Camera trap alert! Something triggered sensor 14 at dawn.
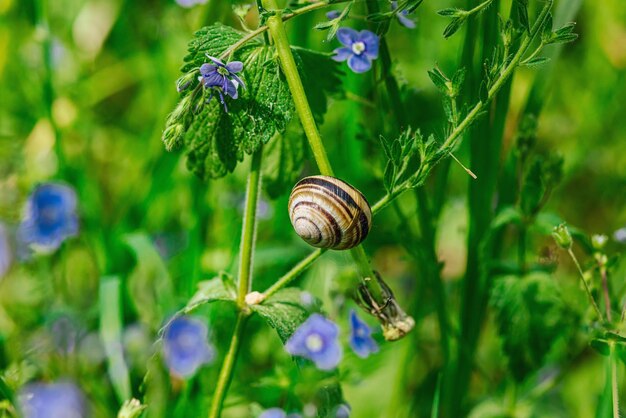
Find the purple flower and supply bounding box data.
[18,183,78,251]
[285,314,342,371]
[200,55,245,112]
[259,408,302,418]
[348,309,378,358]
[176,0,207,8]
[326,10,341,20]
[391,1,416,29]
[333,28,379,73]
[163,316,216,378]
[333,403,351,418]
[18,381,87,418]
[0,223,11,278]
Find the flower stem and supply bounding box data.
[611,343,620,418]
[207,313,248,418]
[237,146,263,307]
[263,248,326,300]
[208,147,263,418]
[567,248,604,322]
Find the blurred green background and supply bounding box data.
[0,0,625,417]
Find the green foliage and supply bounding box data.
[520,155,563,217]
[124,234,175,330]
[251,288,318,343]
[492,273,573,382]
[314,2,352,41]
[184,272,237,314]
[263,124,306,199]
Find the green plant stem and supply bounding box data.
[263,248,326,300]
[208,147,263,418]
[567,248,604,321]
[263,0,386,305]
[611,343,620,418]
[207,313,248,418]
[237,146,264,307]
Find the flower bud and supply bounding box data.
[117,399,146,418]
[552,223,572,249]
[591,234,608,251]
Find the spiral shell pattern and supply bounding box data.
[288,176,372,250]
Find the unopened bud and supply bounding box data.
[591,234,608,251]
[117,399,146,418]
[552,223,572,249]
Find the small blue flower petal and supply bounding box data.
[336,27,359,47]
[332,47,353,62]
[326,10,341,20]
[334,403,351,418]
[348,309,379,358]
[347,54,372,74]
[226,61,243,73]
[176,0,207,8]
[163,316,216,378]
[285,314,342,371]
[18,183,79,251]
[359,30,379,59]
[200,63,217,76]
[392,1,417,29]
[18,381,87,418]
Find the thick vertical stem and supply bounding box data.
[237,146,264,307]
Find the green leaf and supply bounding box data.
[0,376,13,403]
[443,16,467,38]
[427,67,449,93]
[184,272,237,313]
[541,12,553,43]
[437,8,462,17]
[251,288,318,343]
[492,272,573,382]
[263,123,306,199]
[523,57,551,67]
[514,0,530,32]
[124,233,175,329]
[314,383,345,417]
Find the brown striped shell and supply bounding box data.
[288,176,372,250]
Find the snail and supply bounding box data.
[288,175,372,250]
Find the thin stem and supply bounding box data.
[601,264,612,322]
[567,248,604,321]
[466,0,495,16]
[207,314,248,418]
[237,146,264,307]
[263,248,326,300]
[612,344,620,418]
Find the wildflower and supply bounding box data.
[0,223,11,278]
[18,183,78,251]
[200,55,245,112]
[259,408,302,418]
[285,314,342,371]
[614,227,626,244]
[163,316,216,378]
[348,309,379,358]
[552,223,572,250]
[326,10,341,20]
[391,1,416,29]
[175,0,207,8]
[334,403,352,418]
[591,234,608,250]
[333,28,379,73]
[18,381,87,418]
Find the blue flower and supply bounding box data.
[333,28,379,73]
[334,403,351,418]
[326,10,341,20]
[163,316,216,378]
[18,381,87,418]
[285,314,342,371]
[0,223,11,278]
[175,0,207,8]
[259,408,302,418]
[348,309,378,358]
[200,55,245,112]
[18,183,78,251]
[391,1,416,29]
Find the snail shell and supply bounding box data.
[288,175,372,250]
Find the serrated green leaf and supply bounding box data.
[124,233,175,329]
[184,275,236,313]
[437,8,461,17]
[427,67,449,93]
[263,122,306,199]
[492,272,572,382]
[384,161,396,193]
[549,33,579,44]
[541,12,553,43]
[251,288,318,343]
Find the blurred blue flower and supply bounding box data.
[259,408,302,418]
[348,309,378,358]
[200,55,245,112]
[285,314,342,371]
[176,0,207,8]
[391,1,416,29]
[333,28,379,73]
[0,223,11,278]
[334,403,351,418]
[326,10,341,20]
[163,316,216,378]
[18,183,78,251]
[18,381,87,418]
[614,227,626,244]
